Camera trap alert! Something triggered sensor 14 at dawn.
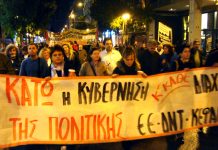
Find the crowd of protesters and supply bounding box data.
[0,37,218,150]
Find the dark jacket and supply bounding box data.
[137,48,161,75]
[171,57,195,71]
[113,60,140,75]
[10,58,22,75]
[0,53,15,75]
[190,48,203,67]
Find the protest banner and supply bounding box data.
[0,67,218,148]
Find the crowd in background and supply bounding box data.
[0,37,218,150]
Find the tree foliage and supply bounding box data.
[110,16,123,30]
[90,0,130,31]
[0,0,57,38]
[90,0,154,34]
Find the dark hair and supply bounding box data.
[103,38,112,45]
[28,43,38,49]
[205,51,218,66]
[87,47,101,62]
[177,43,190,54]
[62,43,71,50]
[50,44,67,61]
[6,44,18,58]
[163,44,174,60]
[193,40,200,45]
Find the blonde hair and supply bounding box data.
[122,46,141,70]
[39,47,51,59]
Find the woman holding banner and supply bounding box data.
[171,44,195,71]
[76,47,122,150]
[46,44,76,150]
[112,47,169,150]
[79,46,108,76]
[49,44,76,78]
[112,46,147,77]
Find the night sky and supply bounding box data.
[49,0,75,32]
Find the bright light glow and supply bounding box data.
[201,13,208,29]
[122,13,130,21]
[69,13,75,19]
[86,28,90,32]
[34,36,45,43]
[111,31,116,46]
[105,30,109,38]
[78,2,83,7]
[213,0,218,5]
[169,8,176,11]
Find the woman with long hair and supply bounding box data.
[113,46,147,77]
[62,43,81,75]
[172,44,195,71]
[5,44,22,75]
[160,44,177,72]
[79,47,108,76]
[39,47,51,66]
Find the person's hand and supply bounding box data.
[184,68,190,71]
[141,72,148,78]
[112,74,119,78]
[44,76,51,81]
[137,71,148,78]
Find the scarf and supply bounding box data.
[50,63,64,77]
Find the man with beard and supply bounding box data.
[19,43,49,78]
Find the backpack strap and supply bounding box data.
[89,62,97,76]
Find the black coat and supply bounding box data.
[113,61,139,75]
[137,48,161,75]
[0,53,15,75]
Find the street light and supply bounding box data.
[77,2,83,7]
[69,13,76,28]
[121,13,130,45]
[122,13,130,21]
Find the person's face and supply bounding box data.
[147,43,157,53]
[28,45,38,57]
[163,46,169,54]
[181,48,190,60]
[105,40,113,52]
[124,54,135,67]
[91,50,100,61]
[43,50,50,60]
[51,51,64,65]
[63,45,70,57]
[9,48,17,58]
[194,41,200,49]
